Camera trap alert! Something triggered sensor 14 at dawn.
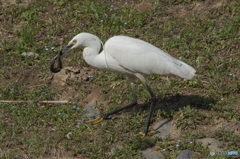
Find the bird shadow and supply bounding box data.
[154,94,214,111]
[121,94,218,150]
[124,94,218,116]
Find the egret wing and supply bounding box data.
[104,36,195,79]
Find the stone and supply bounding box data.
[153,120,172,138]
[176,149,194,159]
[223,124,234,132]
[108,145,123,156]
[66,132,72,139]
[141,148,164,159]
[197,138,222,151]
[22,52,39,58]
[82,104,99,120]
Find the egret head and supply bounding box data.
[50,32,101,73]
[62,33,101,54]
[62,33,83,54]
[50,34,82,73]
[49,33,85,73]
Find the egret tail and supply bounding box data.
[169,59,196,80]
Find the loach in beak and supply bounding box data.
[50,49,63,73]
[49,43,74,73]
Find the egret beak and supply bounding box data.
[62,43,75,54]
[49,43,74,73]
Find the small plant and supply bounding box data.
[174,105,206,130]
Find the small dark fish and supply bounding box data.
[50,49,63,73]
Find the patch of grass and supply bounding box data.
[174,105,207,130]
[0,0,240,158]
[214,129,240,150]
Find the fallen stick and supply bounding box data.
[0,100,68,104]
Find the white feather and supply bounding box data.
[70,33,196,80]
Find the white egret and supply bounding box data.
[50,32,196,138]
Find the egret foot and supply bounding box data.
[85,117,103,124]
[85,115,115,125]
[149,131,157,135]
[139,132,146,138]
[137,131,157,138]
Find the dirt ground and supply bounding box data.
[0,0,239,158]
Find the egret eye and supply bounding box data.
[73,39,77,44]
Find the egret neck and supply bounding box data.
[82,37,107,71]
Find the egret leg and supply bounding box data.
[86,81,157,138]
[86,83,137,124]
[138,82,157,138]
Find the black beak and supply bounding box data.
[62,43,74,54]
[49,44,74,73]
